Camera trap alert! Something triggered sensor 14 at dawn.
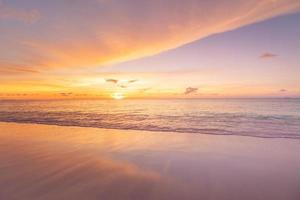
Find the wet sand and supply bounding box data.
[0,122,300,200]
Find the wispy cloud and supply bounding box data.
[260,52,277,59]
[118,84,128,89]
[0,0,40,23]
[279,89,287,92]
[59,92,73,97]
[128,79,138,84]
[106,78,138,88]
[0,93,28,97]
[118,79,139,88]
[0,61,40,77]
[1,0,299,74]
[105,79,118,84]
[0,68,38,75]
[184,87,198,95]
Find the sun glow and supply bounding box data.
[112,92,125,100]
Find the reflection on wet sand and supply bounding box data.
[0,146,179,200]
[1,122,300,200]
[0,123,189,200]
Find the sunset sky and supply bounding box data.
[1,0,300,99]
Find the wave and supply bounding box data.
[1,111,300,139]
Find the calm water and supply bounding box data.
[0,99,300,138]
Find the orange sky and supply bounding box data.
[1,0,300,99]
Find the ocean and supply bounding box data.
[1,98,300,139]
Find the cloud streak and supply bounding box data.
[106,79,118,84]
[279,89,287,92]
[105,78,138,88]
[184,87,198,95]
[260,52,277,59]
[1,0,300,74]
[59,92,73,97]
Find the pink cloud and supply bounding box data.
[260,52,277,59]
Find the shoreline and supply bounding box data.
[0,121,298,140]
[1,122,300,200]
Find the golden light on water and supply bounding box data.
[112,92,125,100]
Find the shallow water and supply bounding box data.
[0,98,300,138]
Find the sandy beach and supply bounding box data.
[0,122,300,200]
[1,0,300,199]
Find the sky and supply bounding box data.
[1,0,300,99]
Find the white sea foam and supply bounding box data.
[1,99,300,138]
